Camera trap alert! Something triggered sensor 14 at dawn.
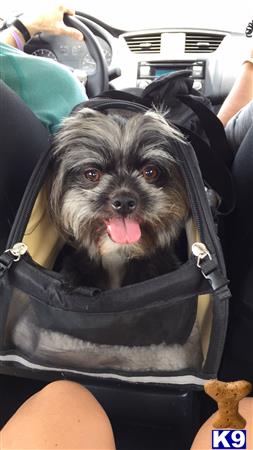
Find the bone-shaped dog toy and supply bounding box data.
[204,379,252,429]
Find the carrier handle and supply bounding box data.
[177,124,236,215]
[178,94,233,167]
[6,146,52,248]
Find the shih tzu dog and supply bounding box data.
[49,107,190,290]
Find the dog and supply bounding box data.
[49,107,190,290]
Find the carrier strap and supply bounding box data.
[177,125,235,214]
[74,97,148,114]
[178,94,233,167]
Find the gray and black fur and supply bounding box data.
[49,108,190,289]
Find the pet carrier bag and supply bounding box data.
[0,98,230,389]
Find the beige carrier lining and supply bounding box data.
[22,187,212,363]
[185,219,213,362]
[23,187,63,269]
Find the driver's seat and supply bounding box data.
[0,81,50,251]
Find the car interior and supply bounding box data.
[0,3,252,449]
[23,10,251,108]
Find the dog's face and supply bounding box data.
[50,108,189,262]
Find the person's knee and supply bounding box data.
[38,380,115,447]
[1,380,115,449]
[39,379,87,399]
[37,380,111,424]
[41,380,84,395]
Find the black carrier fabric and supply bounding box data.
[0,98,230,388]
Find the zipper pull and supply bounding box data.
[5,242,28,261]
[0,243,28,277]
[192,242,230,295]
[192,242,212,268]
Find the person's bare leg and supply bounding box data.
[0,380,116,449]
[218,48,253,126]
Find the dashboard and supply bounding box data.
[24,13,248,105]
[25,33,112,75]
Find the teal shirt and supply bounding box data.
[0,42,87,134]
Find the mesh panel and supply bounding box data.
[0,268,210,374]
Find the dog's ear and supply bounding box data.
[143,110,186,143]
[144,110,168,125]
[72,107,102,119]
[53,107,106,145]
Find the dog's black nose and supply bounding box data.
[111,194,137,216]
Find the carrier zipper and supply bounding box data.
[0,243,28,277]
[185,168,230,295]
[192,242,211,267]
[5,242,28,261]
[176,143,223,266]
[176,140,230,293]
[192,242,229,293]
[180,155,204,240]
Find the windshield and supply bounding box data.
[77,0,253,33]
[1,0,253,33]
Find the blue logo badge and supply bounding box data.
[212,430,246,449]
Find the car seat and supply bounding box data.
[0,81,50,252]
[219,124,253,385]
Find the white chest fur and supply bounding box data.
[101,250,126,289]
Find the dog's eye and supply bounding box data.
[84,168,102,182]
[141,165,160,182]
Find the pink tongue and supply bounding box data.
[106,218,141,244]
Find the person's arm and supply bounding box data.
[0,1,83,48]
[217,50,253,127]
[0,26,22,47]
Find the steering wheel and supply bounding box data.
[64,15,109,98]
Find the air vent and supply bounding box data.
[185,32,225,53]
[124,33,161,53]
